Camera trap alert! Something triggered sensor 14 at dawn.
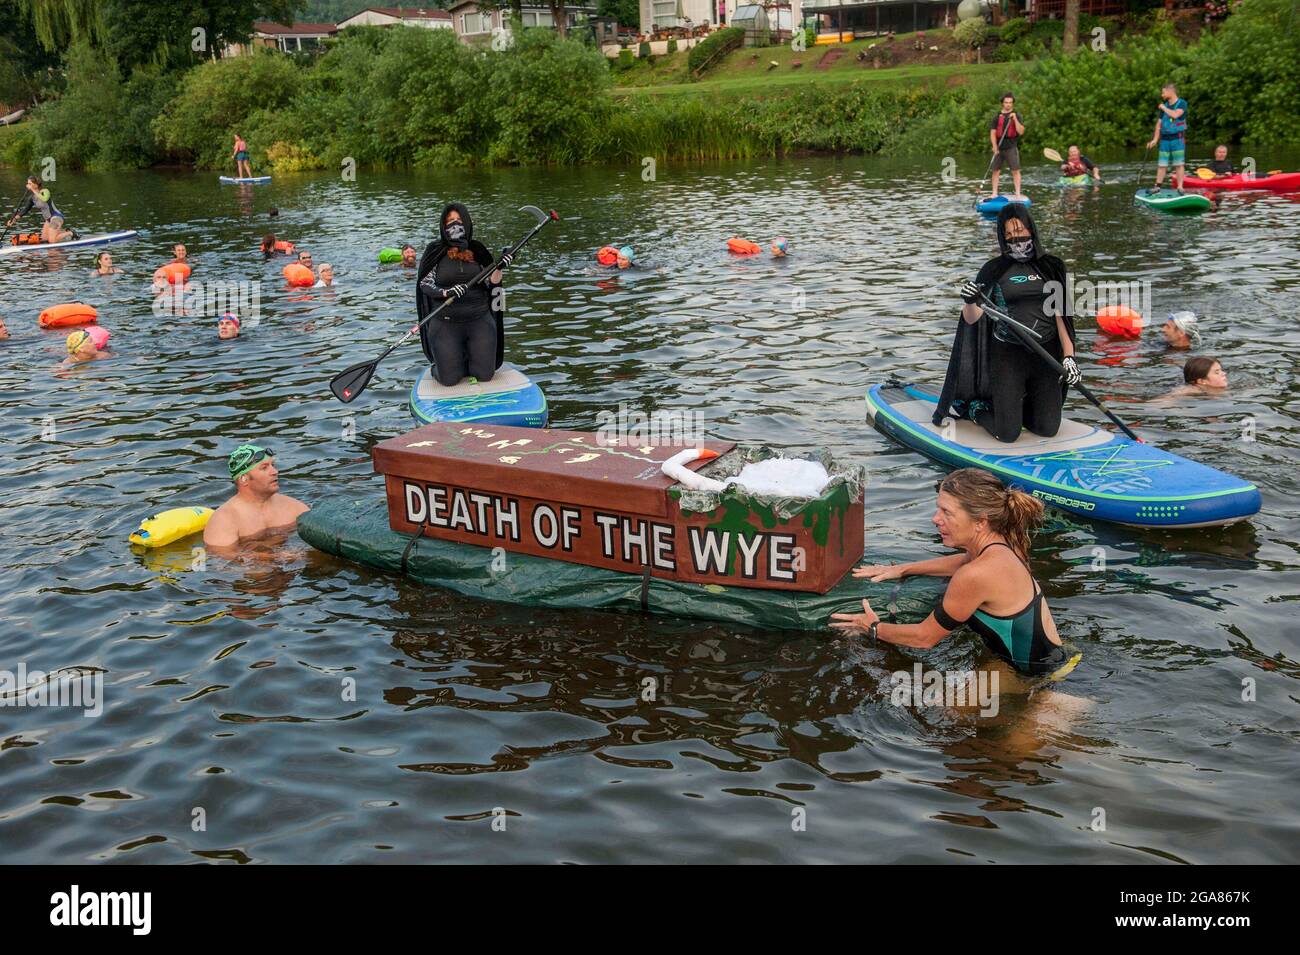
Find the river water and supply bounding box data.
[2,154,1297,864]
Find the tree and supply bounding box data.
[1064,0,1079,54]
[547,0,569,37]
[15,0,306,69]
[597,0,638,29]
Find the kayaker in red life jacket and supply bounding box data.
[1059,145,1101,181]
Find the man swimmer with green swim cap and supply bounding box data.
[203,444,309,549]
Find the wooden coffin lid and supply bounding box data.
[373,423,735,518]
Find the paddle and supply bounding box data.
[975,291,1144,443]
[0,193,27,246]
[329,205,558,404]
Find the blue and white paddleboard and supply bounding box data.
[975,194,1031,216]
[219,176,272,184]
[866,382,1260,529]
[410,363,548,428]
[0,230,138,256]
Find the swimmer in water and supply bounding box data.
[261,234,294,257]
[218,313,241,340]
[62,329,106,365]
[401,244,417,268]
[1161,310,1201,350]
[315,263,334,287]
[203,444,310,548]
[831,468,1079,680]
[90,251,122,275]
[1165,356,1228,398]
[0,316,9,340]
[771,236,790,257]
[616,246,635,269]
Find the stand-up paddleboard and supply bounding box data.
[1057,174,1092,187]
[976,194,1031,216]
[219,176,272,184]
[410,363,548,428]
[866,382,1260,529]
[1134,189,1212,213]
[0,230,139,256]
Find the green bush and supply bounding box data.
[667,39,677,54]
[995,35,1045,62]
[487,29,612,164]
[638,40,650,58]
[153,49,302,168]
[953,18,988,49]
[616,48,634,70]
[999,17,1031,43]
[687,26,743,75]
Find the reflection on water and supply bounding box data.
[1,156,1297,863]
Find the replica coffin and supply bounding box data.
[372,423,864,594]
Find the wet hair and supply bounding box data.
[1183,355,1220,384]
[94,251,111,266]
[261,233,276,253]
[939,468,1044,562]
[269,207,280,218]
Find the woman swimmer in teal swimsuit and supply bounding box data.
[831,468,1080,679]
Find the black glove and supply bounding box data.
[1061,356,1082,386]
[960,280,984,304]
[498,248,514,269]
[447,283,467,299]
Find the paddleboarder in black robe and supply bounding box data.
[416,203,509,386]
[936,203,1080,443]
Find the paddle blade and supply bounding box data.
[330,360,377,404]
[1196,167,1217,179]
[1043,147,1063,163]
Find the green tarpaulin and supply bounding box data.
[298,497,943,632]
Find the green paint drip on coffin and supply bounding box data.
[675,480,853,575]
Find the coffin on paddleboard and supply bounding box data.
[866,382,1260,529]
[372,422,864,593]
[409,363,548,428]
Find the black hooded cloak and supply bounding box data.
[415,202,505,370]
[933,203,1077,426]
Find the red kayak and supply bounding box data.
[1186,171,1300,192]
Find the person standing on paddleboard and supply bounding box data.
[6,177,74,244]
[936,202,1080,444]
[416,203,509,386]
[831,468,1079,680]
[231,133,253,180]
[1147,83,1188,193]
[988,93,1025,198]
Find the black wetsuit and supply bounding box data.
[934,203,1077,444]
[415,202,504,387]
[421,252,497,384]
[977,261,1063,443]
